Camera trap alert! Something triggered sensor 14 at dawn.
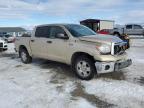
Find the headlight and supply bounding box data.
[96,45,111,54]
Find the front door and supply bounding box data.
[45,26,70,63]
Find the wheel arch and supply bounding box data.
[71,52,95,65]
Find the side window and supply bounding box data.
[134,25,142,29]
[49,26,66,38]
[126,25,132,29]
[35,26,50,38]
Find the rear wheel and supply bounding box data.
[19,49,32,64]
[72,55,96,80]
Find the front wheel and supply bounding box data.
[19,49,32,64]
[72,56,96,80]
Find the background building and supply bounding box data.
[0,27,26,37]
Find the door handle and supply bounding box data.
[31,40,35,42]
[47,41,52,43]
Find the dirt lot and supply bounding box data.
[0,39,144,108]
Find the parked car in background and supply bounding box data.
[15,24,132,80]
[4,34,15,43]
[0,38,8,51]
[97,29,130,49]
[111,24,144,36]
[0,34,15,43]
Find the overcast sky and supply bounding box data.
[0,0,144,27]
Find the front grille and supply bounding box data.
[0,43,3,47]
[112,42,126,55]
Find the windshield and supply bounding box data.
[65,24,96,37]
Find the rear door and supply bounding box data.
[30,26,51,58]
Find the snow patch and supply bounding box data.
[69,98,96,108]
[82,79,144,108]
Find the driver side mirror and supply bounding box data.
[56,33,69,39]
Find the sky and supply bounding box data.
[0,0,144,27]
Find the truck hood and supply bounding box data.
[79,34,123,44]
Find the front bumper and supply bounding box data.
[95,59,132,74]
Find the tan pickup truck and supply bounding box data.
[15,24,132,80]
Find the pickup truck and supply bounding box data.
[111,24,144,36]
[15,24,132,80]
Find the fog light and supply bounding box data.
[105,65,110,70]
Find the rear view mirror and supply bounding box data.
[56,33,69,39]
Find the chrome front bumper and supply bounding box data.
[95,59,132,74]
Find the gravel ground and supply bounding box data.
[0,39,144,108]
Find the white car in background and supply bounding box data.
[4,34,15,43]
[0,38,8,51]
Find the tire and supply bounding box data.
[72,55,96,80]
[19,48,32,64]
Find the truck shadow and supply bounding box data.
[33,59,76,80]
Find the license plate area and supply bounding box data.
[115,59,132,71]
